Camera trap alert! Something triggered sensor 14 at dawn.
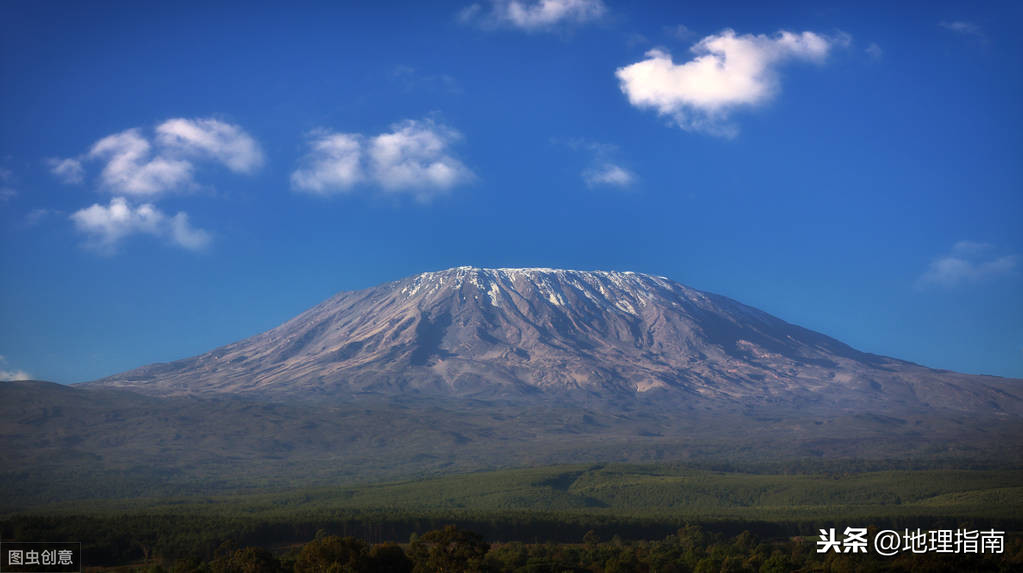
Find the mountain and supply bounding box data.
[5,267,1023,507]
[86,267,1023,416]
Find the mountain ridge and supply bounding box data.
[84,266,1023,416]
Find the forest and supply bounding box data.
[3,463,1021,571]
[3,520,1020,572]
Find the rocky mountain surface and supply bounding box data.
[87,267,1022,416]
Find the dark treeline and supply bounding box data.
[12,524,1022,573]
[3,514,1021,571]
[160,526,1023,573]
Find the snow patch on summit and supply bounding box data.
[401,267,677,313]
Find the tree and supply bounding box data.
[295,536,370,573]
[368,543,413,573]
[210,547,281,573]
[409,526,490,573]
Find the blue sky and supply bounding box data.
[1,0,1021,382]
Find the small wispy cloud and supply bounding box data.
[555,138,637,189]
[583,164,635,187]
[0,167,17,201]
[0,356,31,381]
[292,119,474,201]
[616,29,846,137]
[665,24,693,40]
[917,241,1020,288]
[0,370,31,381]
[391,65,462,94]
[53,117,262,197]
[24,208,58,227]
[939,20,985,38]
[70,197,211,254]
[47,157,85,184]
[459,0,606,32]
[865,42,883,60]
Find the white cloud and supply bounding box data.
[461,0,605,31]
[48,157,85,184]
[0,187,14,201]
[583,163,635,187]
[369,120,474,195]
[70,197,211,253]
[47,118,257,253]
[292,120,474,200]
[616,29,839,136]
[503,0,604,29]
[166,210,211,250]
[918,241,1020,288]
[291,132,364,194]
[156,118,263,174]
[865,42,883,60]
[89,129,195,196]
[64,118,261,196]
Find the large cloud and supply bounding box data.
[616,29,839,136]
[292,119,474,201]
[460,0,605,31]
[52,117,258,253]
[918,241,1020,288]
[55,117,262,196]
[70,197,211,253]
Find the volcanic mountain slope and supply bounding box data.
[88,267,1023,415]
